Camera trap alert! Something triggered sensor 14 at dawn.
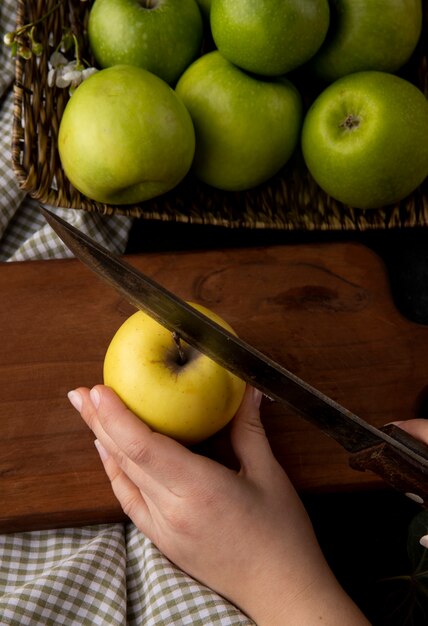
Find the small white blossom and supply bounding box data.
[49,50,68,68]
[56,68,81,88]
[48,51,97,91]
[47,69,56,87]
[81,67,98,80]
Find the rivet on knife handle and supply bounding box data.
[349,424,428,506]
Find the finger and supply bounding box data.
[93,439,155,536]
[230,386,275,474]
[70,386,136,477]
[393,419,428,446]
[71,387,166,530]
[80,389,166,503]
[70,384,207,490]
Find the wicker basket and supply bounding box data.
[11,0,428,231]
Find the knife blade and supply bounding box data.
[41,206,428,503]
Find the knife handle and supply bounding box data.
[348,424,428,507]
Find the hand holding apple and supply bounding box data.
[88,0,204,85]
[58,64,195,205]
[69,383,370,625]
[301,71,428,210]
[103,301,246,444]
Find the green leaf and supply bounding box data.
[375,511,428,624]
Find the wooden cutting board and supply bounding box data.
[1,242,427,533]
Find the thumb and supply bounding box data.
[230,385,274,473]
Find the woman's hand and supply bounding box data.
[68,384,369,625]
[394,419,428,445]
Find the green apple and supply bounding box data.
[175,51,303,191]
[309,0,423,84]
[210,0,330,76]
[301,71,428,210]
[103,302,246,445]
[58,64,195,205]
[88,0,204,85]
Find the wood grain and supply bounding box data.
[1,243,427,532]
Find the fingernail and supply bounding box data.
[252,387,263,408]
[90,387,101,409]
[67,390,82,412]
[419,534,428,549]
[94,439,109,462]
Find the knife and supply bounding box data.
[41,206,428,505]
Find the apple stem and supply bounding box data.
[172,331,187,365]
[339,114,360,131]
[140,0,157,8]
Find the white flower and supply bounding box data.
[47,67,59,87]
[81,67,98,80]
[49,50,68,68]
[47,51,97,91]
[57,69,82,88]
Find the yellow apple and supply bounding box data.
[103,302,246,444]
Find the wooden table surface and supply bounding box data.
[1,242,427,532]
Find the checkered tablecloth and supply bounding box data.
[0,525,252,626]
[0,2,253,623]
